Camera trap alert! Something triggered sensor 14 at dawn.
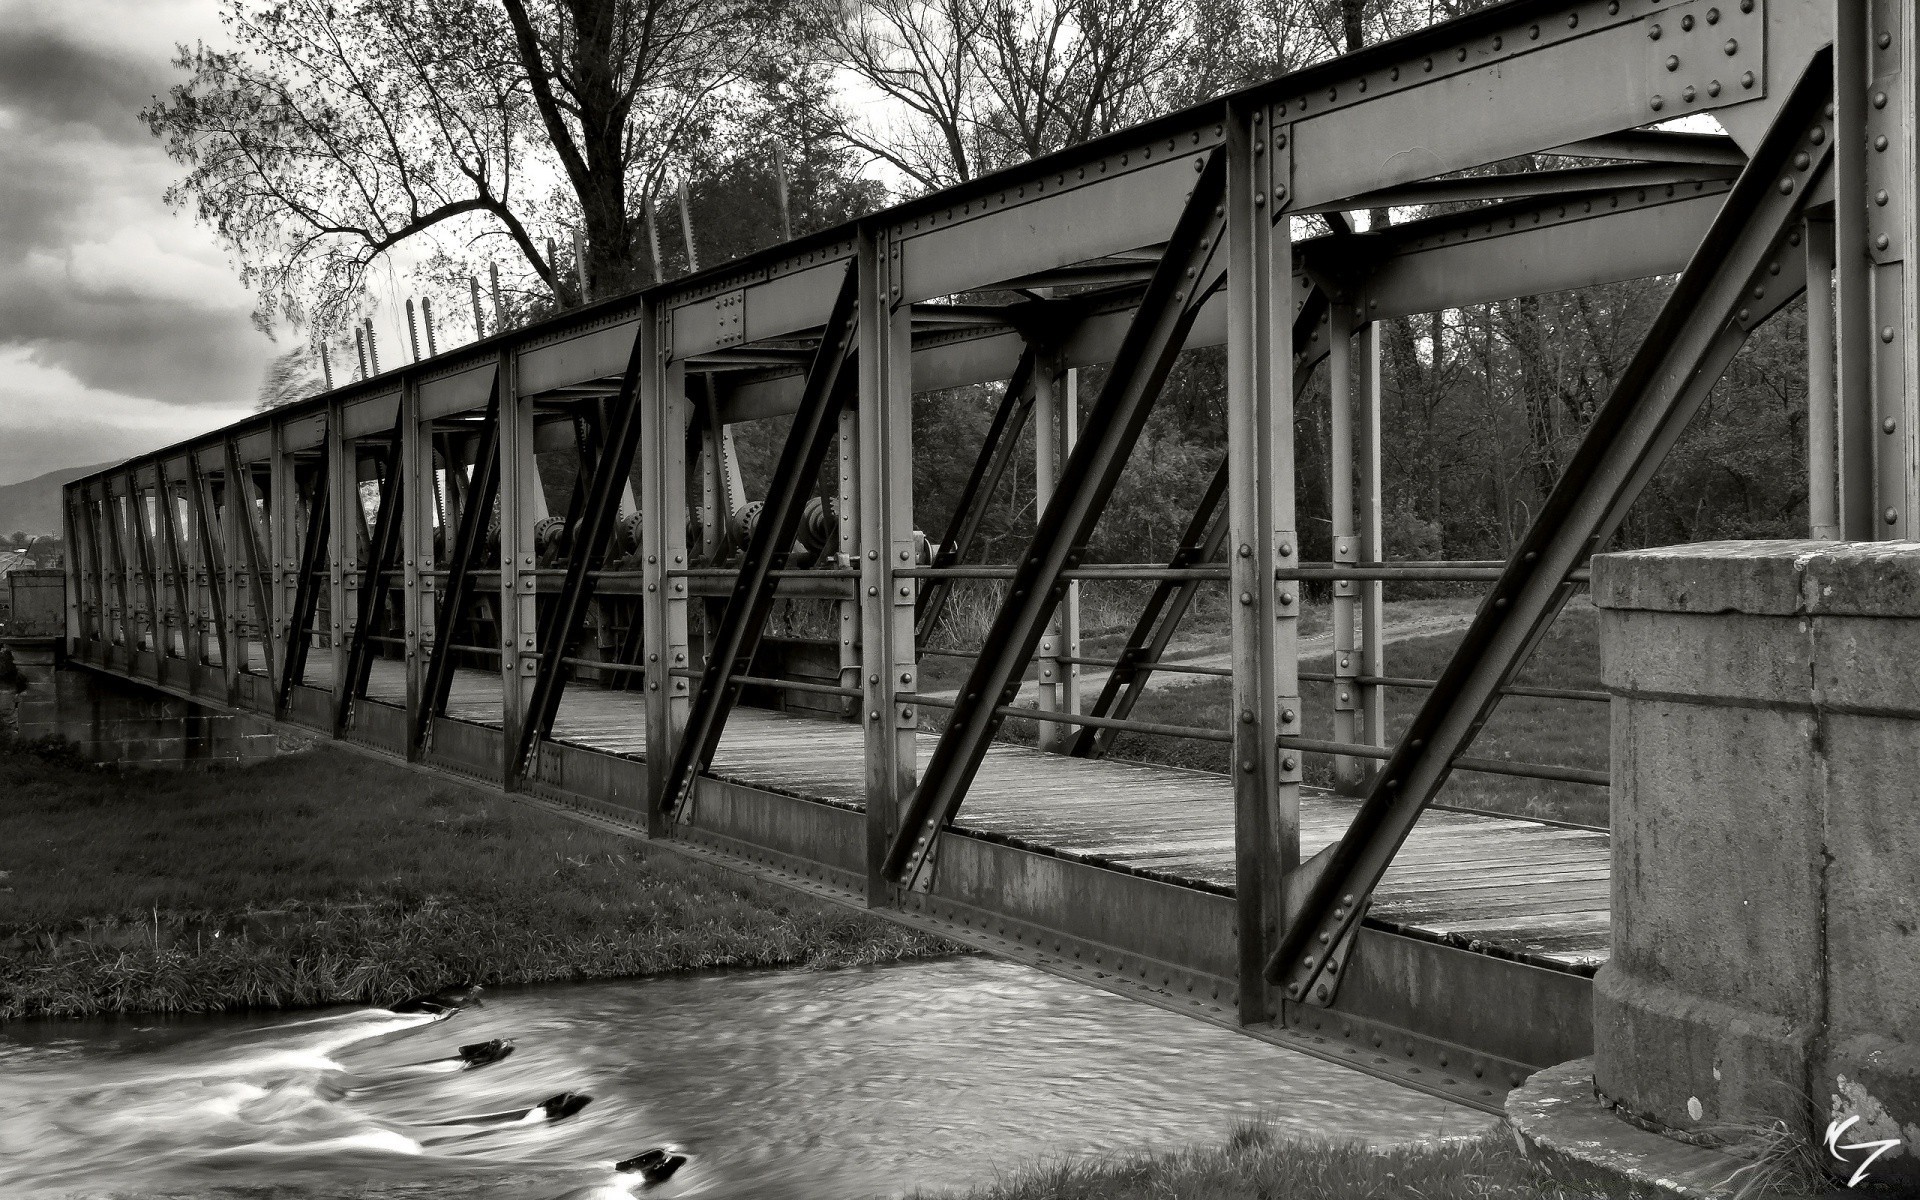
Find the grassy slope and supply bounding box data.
[1000,601,1607,827]
[0,743,953,1019]
[925,1127,1672,1200]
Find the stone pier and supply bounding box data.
[1578,541,1920,1189]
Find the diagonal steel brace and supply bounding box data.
[659,261,862,816]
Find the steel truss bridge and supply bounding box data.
[62,1,1912,1115]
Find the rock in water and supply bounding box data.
[616,1147,687,1184]
[390,982,484,1015]
[540,1092,592,1121]
[457,1038,514,1067]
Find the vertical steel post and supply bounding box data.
[271,422,298,665]
[1887,3,1920,535]
[326,406,353,697]
[643,320,691,834]
[1226,101,1299,1025]
[1329,305,1362,792]
[401,378,432,756]
[836,406,860,715]
[128,472,164,673]
[498,349,539,771]
[1061,368,1081,720]
[1807,213,1841,538]
[1835,0,1880,537]
[214,447,242,696]
[62,489,82,650]
[1032,348,1063,749]
[1355,320,1386,754]
[179,472,205,667]
[860,231,917,906]
[154,463,195,666]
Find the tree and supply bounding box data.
[145,0,781,332]
[811,0,1194,192]
[257,346,326,411]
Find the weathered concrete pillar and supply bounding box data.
[1593,540,1920,1184]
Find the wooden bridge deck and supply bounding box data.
[325,659,1609,974]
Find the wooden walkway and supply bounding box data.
[319,659,1610,973]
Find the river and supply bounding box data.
[0,956,1490,1199]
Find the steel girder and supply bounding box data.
[415,369,502,751]
[1266,49,1836,1003]
[885,149,1232,888]
[659,263,861,816]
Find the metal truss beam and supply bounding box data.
[1301,180,1733,319]
[1548,130,1747,166]
[1266,48,1836,1003]
[415,368,502,751]
[509,324,651,786]
[916,348,1036,643]
[336,407,409,734]
[885,148,1231,889]
[1304,161,1739,214]
[660,263,860,816]
[276,457,331,715]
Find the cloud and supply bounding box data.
[0,348,253,486]
[0,0,278,452]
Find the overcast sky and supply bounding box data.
[0,0,270,486]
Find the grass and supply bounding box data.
[920,1125,1679,1200]
[995,599,1608,828]
[0,741,956,1020]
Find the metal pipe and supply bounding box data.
[1330,304,1362,791]
[1276,733,1608,786]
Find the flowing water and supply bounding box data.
[0,957,1490,1199]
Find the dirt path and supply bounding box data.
[924,596,1483,705]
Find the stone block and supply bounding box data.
[1595,540,1920,1186]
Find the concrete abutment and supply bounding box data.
[1513,540,1920,1194]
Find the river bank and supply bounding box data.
[927,1124,1680,1200]
[0,739,955,1020]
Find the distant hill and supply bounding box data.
[0,463,118,538]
